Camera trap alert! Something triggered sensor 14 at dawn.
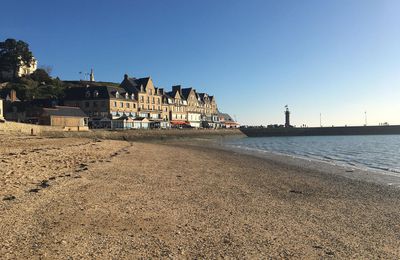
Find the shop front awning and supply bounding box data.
[170,121,189,125]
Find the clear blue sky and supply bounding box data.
[1,0,399,126]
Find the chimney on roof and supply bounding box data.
[124,74,128,80]
[9,89,18,102]
[172,85,182,95]
[159,88,164,95]
[140,84,144,92]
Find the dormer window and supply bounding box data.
[93,90,99,97]
[125,93,129,99]
[115,91,120,98]
[85,91,91,98]
[131,93,135,100]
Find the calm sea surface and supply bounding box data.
[224,135,400,176]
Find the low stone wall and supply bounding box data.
[43,128,245,141]
[0,121,244,140]
[0,121,88,135]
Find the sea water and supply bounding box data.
[224,135,400,176]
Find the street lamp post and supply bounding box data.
[320,113,322,127]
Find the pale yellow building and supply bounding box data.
[0,99,4,120]
[181,87,202,127]
[17,57,37,77]
[165,86,188,126]
[121,76,163,115]
[0,57,37,80]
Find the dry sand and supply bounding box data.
[1,133,400,259]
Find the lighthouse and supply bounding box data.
[285,105,290,128]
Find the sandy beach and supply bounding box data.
[1,132,400,259]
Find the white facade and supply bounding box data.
[0,99,4,120]
[188,112,201,128]
[0,57,37,80]
[17,58,37,77]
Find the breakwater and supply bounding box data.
[240,125,400,137]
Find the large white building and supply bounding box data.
[0,57,37,80]
[0,99,4,120]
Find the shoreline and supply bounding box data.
[201,135,400,189]
[221,141,400,189]
[1,134,400,258]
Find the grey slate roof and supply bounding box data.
[181,88,193,100]
[64,86,135,101]
[120,76,151,93]
[42,106,88,118]
[218,112,235,122]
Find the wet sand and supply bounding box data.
[1,133,400,259]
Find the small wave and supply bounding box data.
[369,165,390,171]
[224,136,400,183]
[388,168,400,174]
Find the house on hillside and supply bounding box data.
[0,57,37,81]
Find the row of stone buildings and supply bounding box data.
[63,73,237,129]
[0,71,238,130]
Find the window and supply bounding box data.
[85,102,90,108]
[114,101,117,107]
[152,97,155,104]
[93,101,97,107]
[120,102,124,108]
[140,96,144,103]
[133,104,136,108]
[85,91,91,98]
[147,97,150,103]
[127,103,130,108]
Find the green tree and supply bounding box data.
[0,38,34,81]
[30,69,52,84]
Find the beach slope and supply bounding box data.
[1,136,400,259]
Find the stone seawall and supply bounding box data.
[0,122,89,135]
[0,121,65,135]
[0,121,244,140]
[43,128,245,141]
